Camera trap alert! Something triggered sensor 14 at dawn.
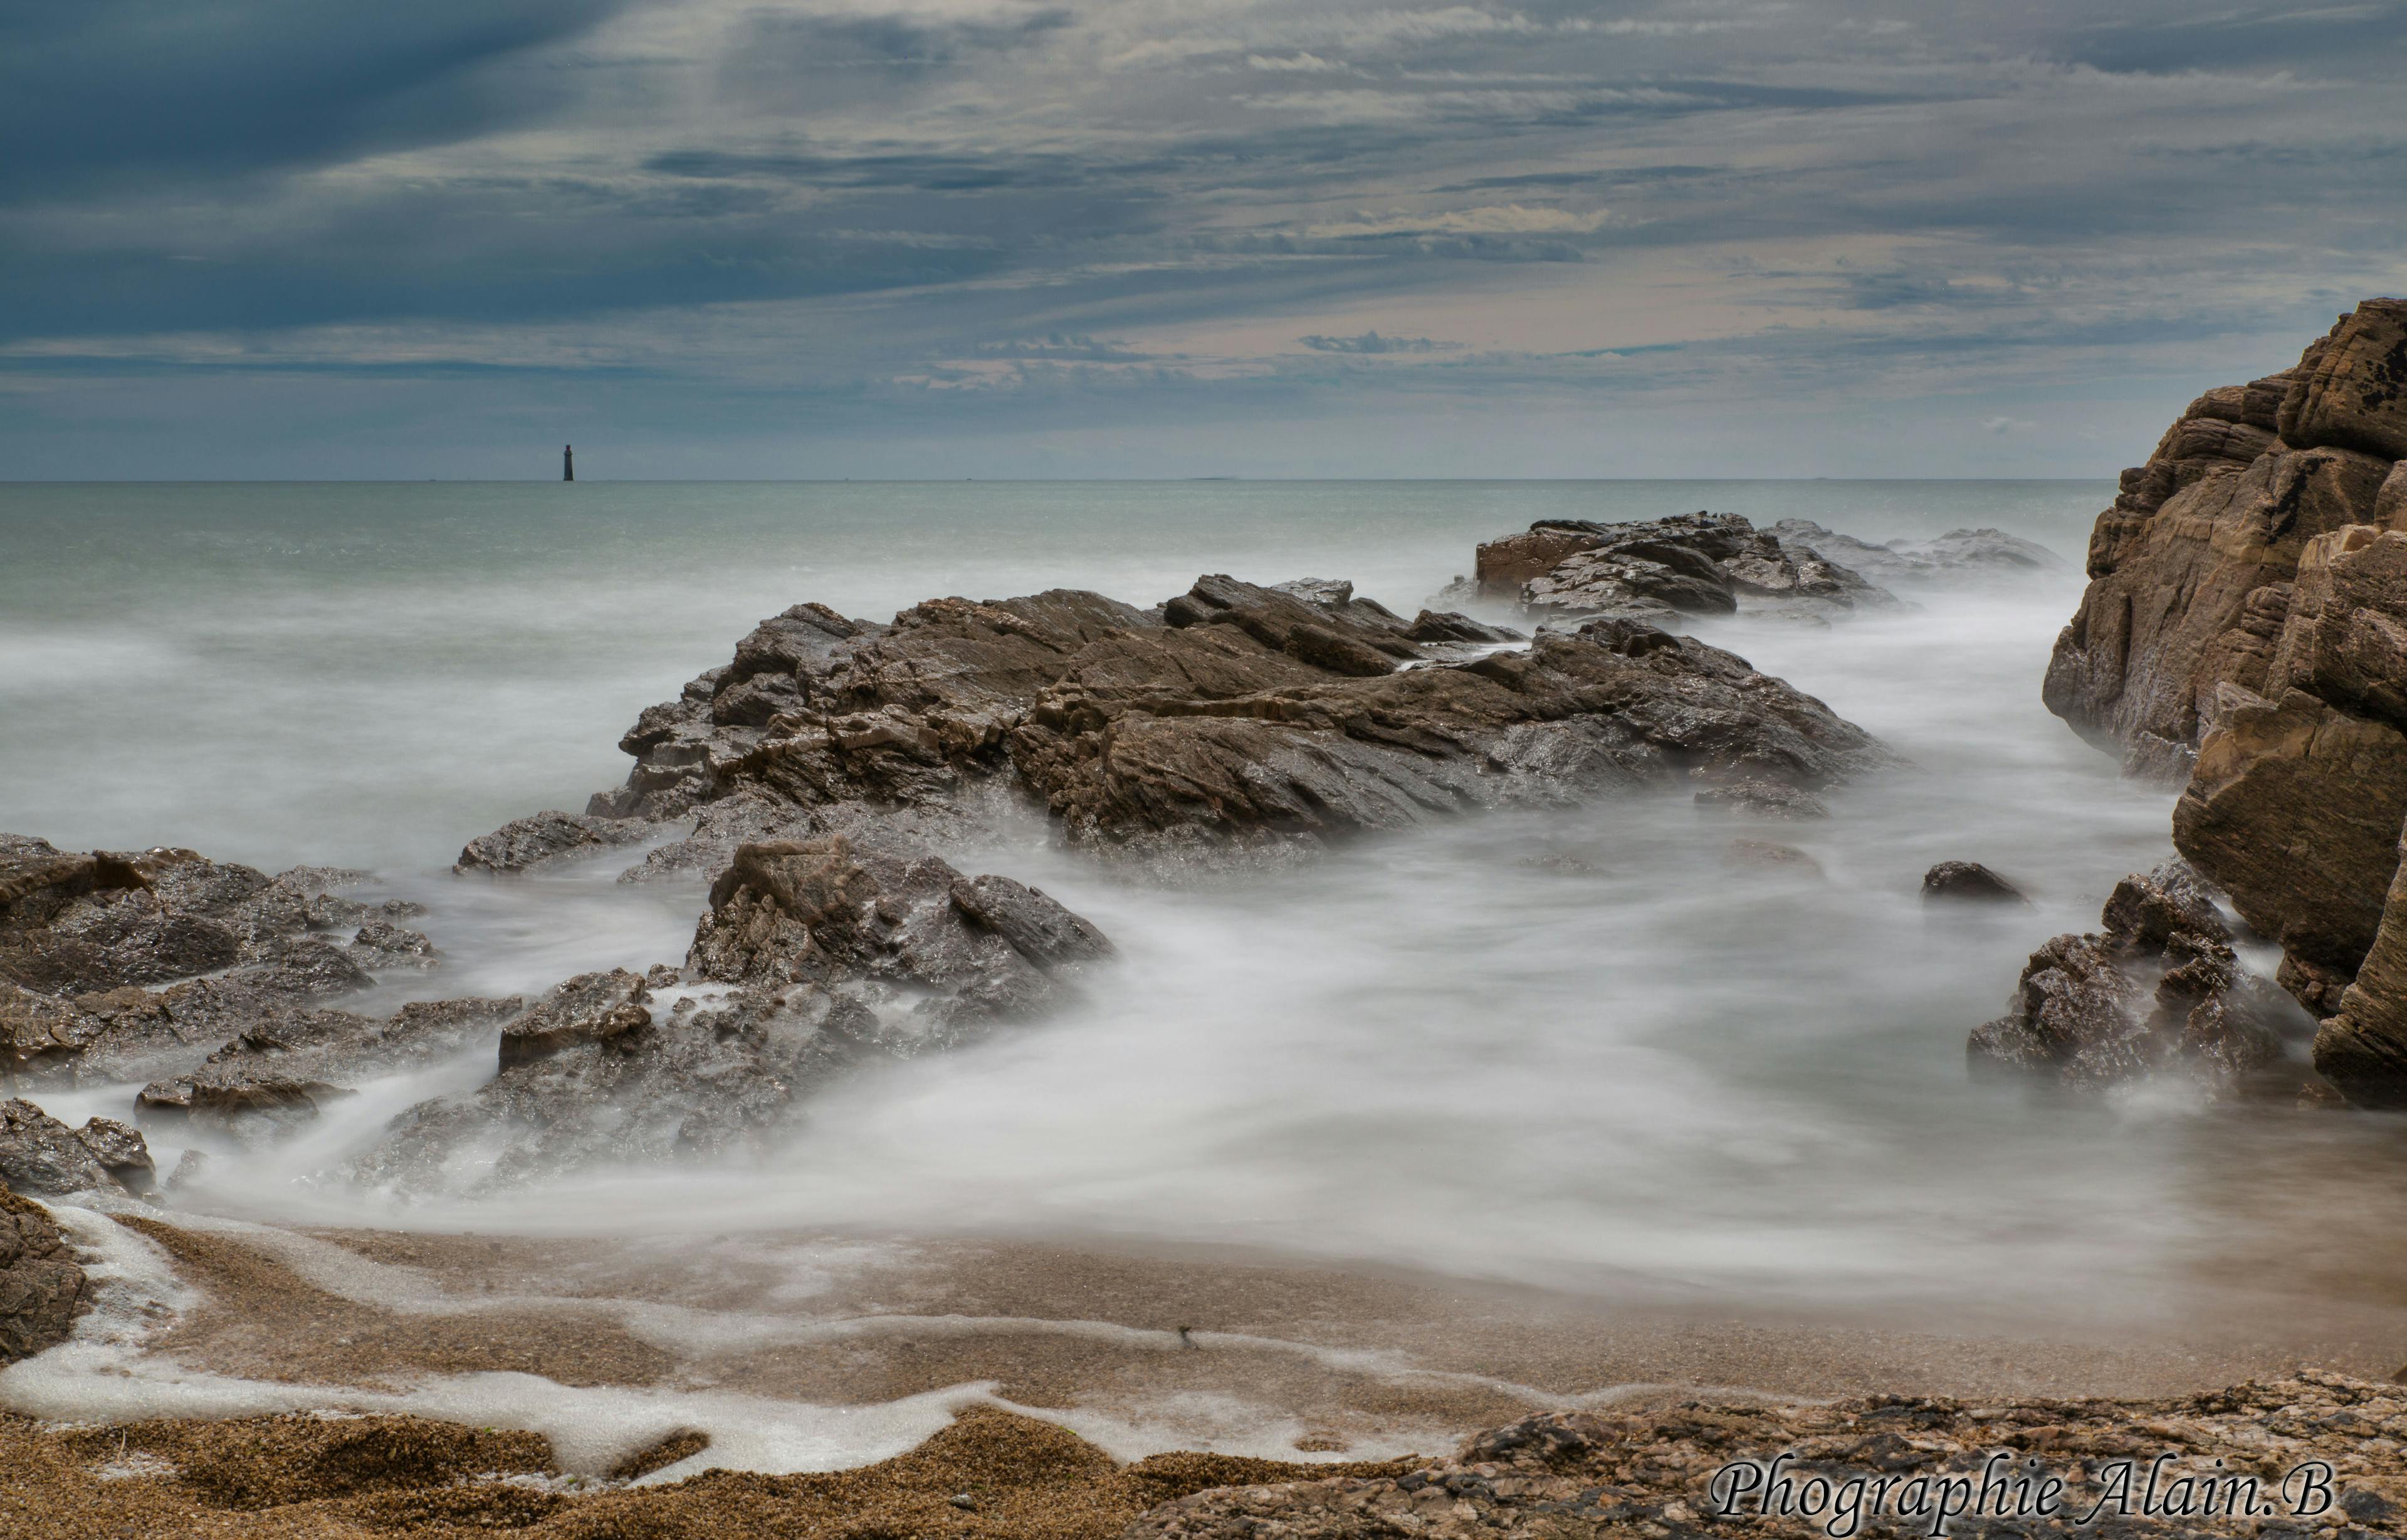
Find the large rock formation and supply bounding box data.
[2042,299,2407,1105]
[2046,298,2407,778]
[0,1182,87,1362]
[471,573,1888,874]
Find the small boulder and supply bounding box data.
[1921,861,2027,904]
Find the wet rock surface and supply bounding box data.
[135,998,520,1150]
[1477,513,1896,623]
[1967,861,2309,1096]
[1,836,433,1089]
[0,1181,87,1363]
[472,570,1889,875]
[1921,861,2027,904]
[0,1098,156,1197]
[1130,1373,2407,1540]
[352,970,887,1194]
[2040,298,2407,1104]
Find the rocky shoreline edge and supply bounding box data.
[2,1370,2401,1538]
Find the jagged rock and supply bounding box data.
[135,997,520,1148]
[1400,609,1521,644]
[2046,299,2407,772]
[1967,861,2299,1096]
[2280,295,2407,459]
[1476,512,1894,621]
[475,574,1887,875]
[1692,779,1828,819]
[0,1099,143,1197]
[690,835,1109,1030]
[1921,861,2026,903]
[351,839,1110,1192]
[353,973,886,1194]
[2172,687,2407,1000]
[2036,300,2407,1105]
[0,1183,87,1362]
[453,809,654,874]
[1005,602,1886,857]
[73,1118,154,1193]
[1271,577,1354,605]
[1768,520,2065,584]
[0,840,412,1087]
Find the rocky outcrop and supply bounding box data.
[1966,861,2307,1096]
[354,972,884,1193]
[2042,299,2407,1104]
[355,840,1114,1192]
[0,1183,87,1362]
[0,1098,155,1197]
[1474,513,1892,622]
[135,997,520,1149]
[1128,1373,2405,1540]
[2046,298,2407,778]
[1,837,434,1088]
[474,573,1885,874]
[690,835,1112,1032]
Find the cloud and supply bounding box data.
[1297,331,1462,353]
[2,0,2404,474]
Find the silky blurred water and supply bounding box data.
[7,480,2406,1339]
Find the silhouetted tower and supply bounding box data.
[563,444,575,482]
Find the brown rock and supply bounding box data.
[2279,296,2407,459]
[0,1183,87,1362]
[2172,688,2407,993]
[477,567,1887,876]
[1966,859,2293,1096]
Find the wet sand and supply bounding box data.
[3,1202,2405,1535]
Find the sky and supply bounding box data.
[3,0,2404,479]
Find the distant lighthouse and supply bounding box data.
[563,444,575,482]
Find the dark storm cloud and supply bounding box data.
[0,0,629,196]
[1,0,2403,476]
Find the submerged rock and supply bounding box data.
[0,1182,87,1362]
[136,997,519,1150]
[1768,520,2065,584]
[690,834,1112,1033]
[1967,860,2305,1096]
[1921,861,2027,904]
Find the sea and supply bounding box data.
[4,480,2404,1462]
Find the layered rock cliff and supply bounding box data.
[2045,298,2407,1105]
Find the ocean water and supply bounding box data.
[6,479,2406,1363]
